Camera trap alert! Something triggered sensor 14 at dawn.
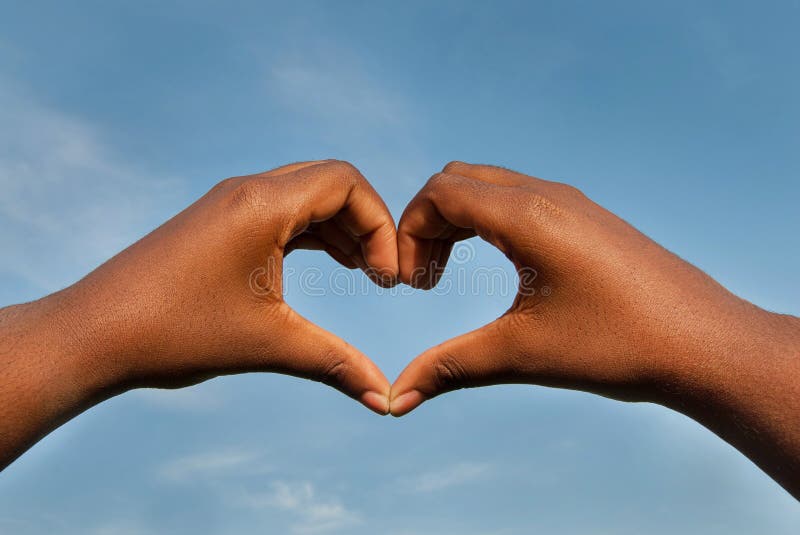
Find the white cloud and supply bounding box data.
[0,80,185,293]
[157,446,360,533]
[400,462,492,493]
[157,448,270,482]
[236,480,361,534]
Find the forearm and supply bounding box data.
[0,292,117,470]
[653,304,800,498]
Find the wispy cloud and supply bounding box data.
[0,79,185,293]
[236,480,362,534]
[157,446,360,533]
[157,448,270,483]
[399,462,493,493]
[267,48,407,134]
[263,41,433,196]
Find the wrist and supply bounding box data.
[4,289,128,411]
[0,290,130,469]
[647,302,800,496]
[649,299,800,421]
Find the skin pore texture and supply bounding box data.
[1,160,798,499]
[0,160,398,468]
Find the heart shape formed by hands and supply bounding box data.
[4,157,797,498]
[212,158,690,419]
[64,159,735,423]
[3,153,796,499]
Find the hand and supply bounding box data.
[389,161,800,497]
[1,160,397,469]
[82,160,398,408]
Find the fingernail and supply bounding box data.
[389,390,425,417]
[361,391,390,416]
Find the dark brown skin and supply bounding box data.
[0,160,398,470]
[390,161,800,499]
[1,159,798,500]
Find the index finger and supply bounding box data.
[397,172,518,287]
[282,160,399,282]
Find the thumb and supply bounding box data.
[265,308,392,415]
[389,319,516,416]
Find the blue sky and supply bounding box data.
[1,1,799,533]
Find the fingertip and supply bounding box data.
[361,390,390,416]
[389,389,425,417]
[362,223,400,283]
[397,234,438,289]
[370,271,400,288]
[396,232,417,286]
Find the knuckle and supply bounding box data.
[520,191,565,218]
[318,351,350,388]
[209,176,239,195]
[221,178,289,229]
[314,158,339,166]
[424,172,457,197]
[227,178,267,211]
[442,160,468,174]
[322,160,361,185]
[551,181,585,200]
[431,353,470,393]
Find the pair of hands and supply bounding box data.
[3,159,799,498]
[43,159,754,416]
